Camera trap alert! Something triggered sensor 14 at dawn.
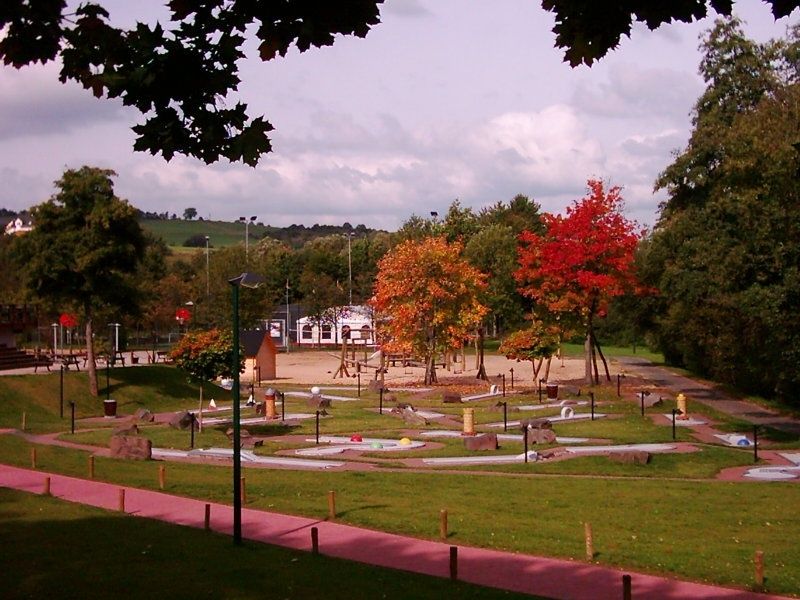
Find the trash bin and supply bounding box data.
[103,399,117,418]
[546,383,559,400]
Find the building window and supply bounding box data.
[321,324,332,340]
[301,325,312,340]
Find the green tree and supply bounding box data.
[464,224,529,335]
[170,328,240,415]
[183,207,198,220]
[17,166,146,396]
[645,19,800,399]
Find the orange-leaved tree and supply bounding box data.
[498,321,560,383]
[515,180,643,385]
[371,236,488,384]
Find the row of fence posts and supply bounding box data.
[31,461,770,595]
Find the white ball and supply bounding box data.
[310,386,321,395]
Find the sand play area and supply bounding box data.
[269,350,590,388]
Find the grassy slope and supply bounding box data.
[2,368,800,594]
[0,488,534,600]
[140,218,263,247]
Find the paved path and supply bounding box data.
[617,358,800,436]
[0,464,792,600]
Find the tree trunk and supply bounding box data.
[85,316,98,397]
[476,327,487,380]
[543,356,552,382]
[594,337,611,381]
[531,357,543,381]
[584,331,593,386]
[425,352,438,384]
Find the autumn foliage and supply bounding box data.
[371,237,488,384]
[515,180,643,384]
[498,322,559,382]
[170,329,239,383]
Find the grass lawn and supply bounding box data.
[0,488,535,600]
[3,369,800,595]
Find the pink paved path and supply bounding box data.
[0,464,792,600]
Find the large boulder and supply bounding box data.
[133,408,154,423]
[367,380,385,393]
[307,395,332,409]
[112,422,139,437]
[608,450,651,465]
[109,435,152,460]
[464,433,498,451]
[442,391,462,404]
[527,428,557,444]
[520,417,553,430]
[168,411,194,430]
[401,407,428,427]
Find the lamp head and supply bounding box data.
[229,272,264,289]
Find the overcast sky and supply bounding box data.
[0,1,797,230]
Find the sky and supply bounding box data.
[0,1,797,231]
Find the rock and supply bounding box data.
[608,450,651,465]
[527,428,557,444]
[464,433,499,451]
[643,395,664,408]
[395,402,415,411]
[109,435,152,460]
[133,408,154,422]
[401,407,428,427]
[367,380,385,393]
[442,391,462,404]
[168,411,194,430]
[520,417,553,430]
[307,396,331,409]
[112,422,139,437]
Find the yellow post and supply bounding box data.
[21,411,27,431]
[30,447,37,469]
[677,393,688,420]
[755,550,764,589]
[328,490,336,520]
[440,509,448,540]
[462,408,475,436]
[584,522,594,561]
[158,464,166,490]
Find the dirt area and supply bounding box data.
[267,350,590,389]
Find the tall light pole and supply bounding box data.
[345,232,355,306]
[229,272,264,545]
[205,235,210,298]
[285,279,291,353]
[239,215,257,259]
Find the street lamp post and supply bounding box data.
[108,322,120,364]
[205,235,210,298]
[239,216,257,259]
[345,232,355,306]
[229,272,264,545]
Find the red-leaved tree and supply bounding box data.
[515,180,643,385]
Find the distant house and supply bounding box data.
[241,330,277,384]
[4,217,33,236]
[296,305,375,347]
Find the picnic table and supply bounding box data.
[59,353,85,371]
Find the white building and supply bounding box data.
[4,217,33,236]
[296,305,375,346]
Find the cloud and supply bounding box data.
[0,64,127,141]
[572,63,701,122]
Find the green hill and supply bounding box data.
[139,217,384,249]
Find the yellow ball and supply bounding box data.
[399,437,412,446]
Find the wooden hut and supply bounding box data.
[241,330,277,384]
